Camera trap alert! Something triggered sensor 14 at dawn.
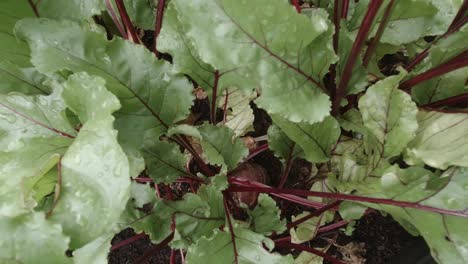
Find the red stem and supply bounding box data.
[153,0,166,57]
[401,50,468,91]
[170,250,176,264]
[341,0,350,19]
[228,181,468,218]
[27,0,40,17]
[287,201,341,229]
[114,0,141,44]
[210,71,221,124]
[223,193,239,264]
[104,0,127,38]
[362,0,396,68]
[111,233,147,250]
[317,219,350,234]
[276,242,346,264]
[243,143,269,162]
[232,179,328,209]
[291,0,301,13]
[332,0,384,115]
[422,92,468,108]
[449,0,468,30]
[333,0,341,52]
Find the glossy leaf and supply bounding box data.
[0,61,51,95]
[0,83,74,217]
[49,73,131,249]
[169,0,337,124]
[15,18,193,176]
[0,212,71,264]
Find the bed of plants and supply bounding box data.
[0,0,467,263]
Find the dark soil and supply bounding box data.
[323,213,434,264]
[109,228,181,264]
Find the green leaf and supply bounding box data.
[37,0,105,21]
[186,227,294,264]
[168,0,337,124]
[271,115,340,163]
[156,185,225,249]
[73,235,113,264]
[0,84,74,216]
[0,212,71,264]
[219,88,256,137]
[377,166,468,264]
[15,18,194,176]
[405,111,468,169]
[49,73,131,249]
[379,0,439,45]
[411,25,468,105]
[121,201,172,244]
[124,0,156,30]
[294,251,324,264]
[267,125,304,161]
[142,127,189,184]
[0,61,51,95]
[23,165,58,203]
[358,72,418,158]
[198,124,248,170]
[339,201,367,220]
[0,0,33,66]
[249,194,286,235]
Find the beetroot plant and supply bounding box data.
[0,0,467,263]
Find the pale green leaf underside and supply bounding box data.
[219,88,256,137]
